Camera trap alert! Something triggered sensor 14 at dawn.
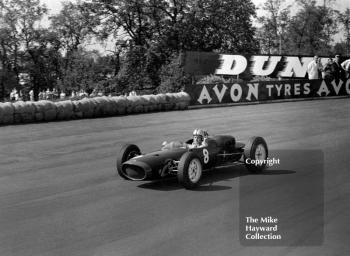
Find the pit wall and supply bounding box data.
[0,92,191,125]
[185,79,350,106]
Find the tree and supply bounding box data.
[50,2,99,92]
[0,7,15,100]
[184,0,259,53]
[158,52,190,93]
[0,0,24,99]
[50,2,98,53]
[0,0,59,100]
[256,0,291,54]
[82,0,259,92]
[56,49,96,92]
[338,8,350,55]
[284,0,338,55]
[81,0,155,46]
[333,42,348,55]
[23,30,62,99]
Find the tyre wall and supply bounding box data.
[0,92,191,125]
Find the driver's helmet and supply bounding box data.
[193,128,208,145]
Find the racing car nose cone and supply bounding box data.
[124,165,146,180]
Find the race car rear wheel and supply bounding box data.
[116,144,141,179]
[243,137,268,173]
[177,152,203,189]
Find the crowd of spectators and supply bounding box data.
[307,54,350,81]
[8,88,138,102]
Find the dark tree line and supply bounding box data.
[0,0,349,101]
[256,0,349,55]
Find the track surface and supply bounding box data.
[0,98,349,256]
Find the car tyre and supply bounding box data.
[116,144,141,179]
[243,136,268,173]
[178,152,203,189]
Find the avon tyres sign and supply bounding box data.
[184,51,349,78]
[185,79,350,105]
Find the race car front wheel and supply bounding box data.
[243,136,268,173]
[116,144,141,179]
[177,152,203,189]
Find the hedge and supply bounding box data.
[0,92,191,125]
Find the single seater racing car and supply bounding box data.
[116,135,268,189]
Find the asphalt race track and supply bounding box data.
[0,98,349,256]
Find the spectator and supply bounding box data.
[14,90,20,101]
[53,88,59,99]
[341,58,350,79]
[46,89,52,100]
[10,89,16,101]
[323,58,335,80]
[78,89,88,98]
[129,90,137,96]
[332,55,346,81]
[317,58,323,78]
[42,90,47,100]
[60,91,66,99]
[38,91,43,100]
[90,89,98,97]
[29,89,34,101]
[307,55,322,79]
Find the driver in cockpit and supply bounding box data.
[189,128,208,148]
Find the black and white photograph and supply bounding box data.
[0,0,349,255]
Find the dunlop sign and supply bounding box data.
[184,51,350,78]
[184,79,350,105]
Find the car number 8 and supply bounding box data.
[203,149,209,164]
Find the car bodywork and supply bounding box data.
[120,135,246,181]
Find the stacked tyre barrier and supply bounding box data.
[0,92,191,125]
